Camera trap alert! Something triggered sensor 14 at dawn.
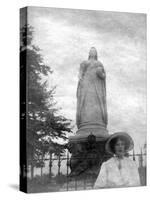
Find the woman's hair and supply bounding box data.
[88,47,98,60]
[109,136,130,154]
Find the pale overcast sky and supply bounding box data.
[25,6,146,152]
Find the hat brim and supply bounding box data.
[105,132,134,155]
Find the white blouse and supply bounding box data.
[94,156,141,188]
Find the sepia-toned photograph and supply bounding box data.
[20,6,147,193]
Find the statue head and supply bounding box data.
[88,47,98,60]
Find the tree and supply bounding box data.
[20,24,72,178]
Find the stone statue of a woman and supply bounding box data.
[76,47,108,131]
[69,47,108,177]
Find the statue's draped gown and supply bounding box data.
[76,59,108,129]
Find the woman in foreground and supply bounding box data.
[94,132,141,188]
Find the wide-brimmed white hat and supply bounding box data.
[105,132,134,155]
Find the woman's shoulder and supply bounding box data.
[99,157,116,171]
[102,157,115,166]
[124,157,138,166]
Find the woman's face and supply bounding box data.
[114,138,126,158]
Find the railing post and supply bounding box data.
[41,154,44,177]
[66,151,70,191]
[41,166,43,177]
[84,176,86,190]
[31,162,34,179]
[75,177,77,190]
[133,149,135,161]
[49,152,53,178]
[139,148,143,168]
[58,153,61,176]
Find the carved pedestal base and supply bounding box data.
[68,133,111,182]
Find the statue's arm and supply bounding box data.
[96,63,106,79]
[77,62,85,98]
[78,62,86,81]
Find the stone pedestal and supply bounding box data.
[68,127,110,181]
[69,123,108,142]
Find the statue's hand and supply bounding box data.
[78,77,83,83]
[96,67,105,79]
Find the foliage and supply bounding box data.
[20,24,72,167]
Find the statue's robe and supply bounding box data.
[76,60,107,129]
